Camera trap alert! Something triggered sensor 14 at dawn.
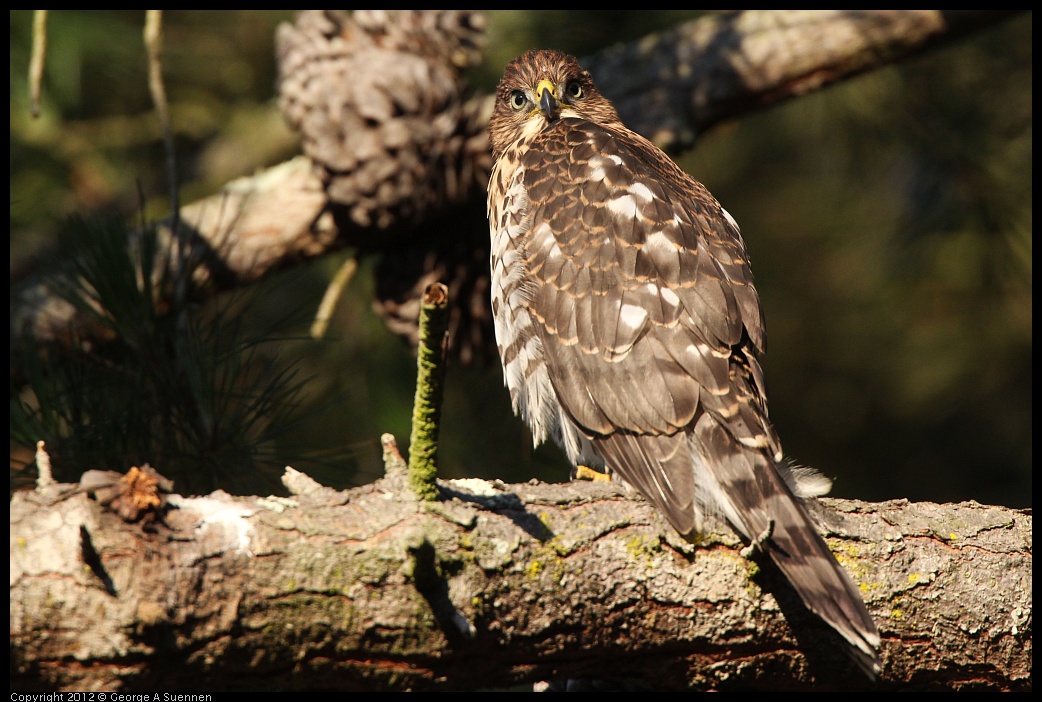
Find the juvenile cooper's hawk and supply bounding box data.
[487,49,881,675]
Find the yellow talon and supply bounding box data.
[573,465,611,482]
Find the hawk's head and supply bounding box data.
[489,49,622,159]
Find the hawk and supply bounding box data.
[487,49,881,675]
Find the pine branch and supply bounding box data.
[10,468,1031,691]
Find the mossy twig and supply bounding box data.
[408,283,449,500]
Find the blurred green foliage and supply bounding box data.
[9,11,1031,507]
[11,217,320,494]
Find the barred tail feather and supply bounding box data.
[693,412,882,676]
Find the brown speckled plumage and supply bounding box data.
[488,49,880,675]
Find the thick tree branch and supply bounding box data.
[594,10,1022,150]
[10,466,1031,691]
[10,10,1025,360]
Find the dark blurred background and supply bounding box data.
[9,11,1031,507]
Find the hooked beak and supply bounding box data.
[536,79,560,121]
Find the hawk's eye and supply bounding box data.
[565,81,583,100]
[509,90,527,111]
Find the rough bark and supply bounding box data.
[10,10,1024,364]
[593,10,1023,149]
[10,459,1031,691]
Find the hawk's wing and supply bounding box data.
[518,116,777,529]
[515,117,881,672]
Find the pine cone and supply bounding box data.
[277,10,496,363]
[277,11,496,363]
[276,10,489,229]
[371,203,496,367]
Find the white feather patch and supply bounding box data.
[620,303,648,331]
[607,194,639,220]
